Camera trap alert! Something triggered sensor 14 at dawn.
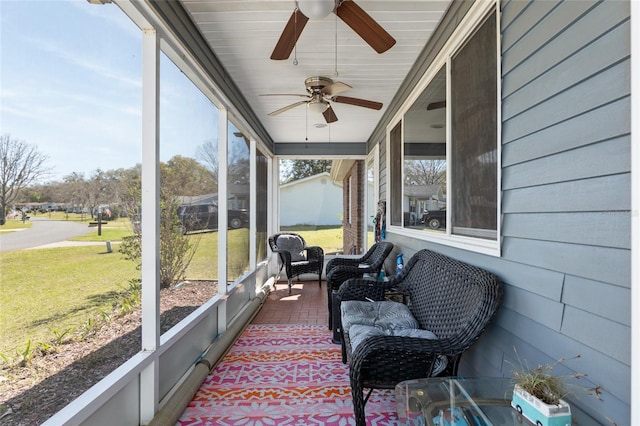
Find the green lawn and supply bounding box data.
[185,228,282,280]
[35,211,92,222]
[0,224,343,359]
[0,219,33,232]
[282,225,343,254]
[0,246,139,356]
[70,218,135,243]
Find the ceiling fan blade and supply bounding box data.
[271,9,309,60]
[336,1,396,54]
[323,105,338,123]
[321,81,352,97]
[332,95,383,110]
[268,100,308,116]
[426,100,446,110]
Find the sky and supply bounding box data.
[0,0,218,183]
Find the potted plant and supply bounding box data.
[509,350,602,426]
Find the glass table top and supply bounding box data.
[395,377,599,426]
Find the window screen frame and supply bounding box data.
[385,1,501,256]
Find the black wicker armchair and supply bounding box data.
[325,241,394,330]
[268,232,324,293]
[337,249,502,426]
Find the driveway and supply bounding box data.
[0,217,96,252]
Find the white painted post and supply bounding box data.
[140,27,160,424]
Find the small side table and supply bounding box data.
[395,377,599,426]
[396,377,514,425]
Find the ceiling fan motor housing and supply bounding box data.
[263,75,381,123]
[296,0,336,20]
[305,76,333,93]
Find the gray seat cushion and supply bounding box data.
[276,234,306,261]
[341,300,419,331]
[348,324,436,351]
[342,300,448,375]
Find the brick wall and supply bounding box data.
[342,161,364,254]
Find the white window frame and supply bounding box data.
[348,175,353,224]
[386,0,501,256]
[364,146,379,249]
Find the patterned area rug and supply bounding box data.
[177,324,398,425]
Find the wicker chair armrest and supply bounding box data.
[336,278,386,302]
[304,245,324,261]
[326,257,363,273]
[271,248,292,263]
[354,335,464,360]
[327,265,368,289]
[349,335,455,384]
[349,264,377,274]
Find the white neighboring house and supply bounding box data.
[279,172,342,227]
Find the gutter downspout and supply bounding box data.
[147,283,270,426]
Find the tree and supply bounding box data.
[60,172,88,214]
[115,164,142,221]
[119,159,205,289]
[21,182,59,206]
[85,169,110,219]
[0,134,50,224]
[162,155,216,196]
[281,159,331,183]
[404,159,446,186]
[195,139,219,187]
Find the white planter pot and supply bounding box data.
[511,384,572,426]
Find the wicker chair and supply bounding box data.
[325,241,394,330]
[268,232,324,293]
[337,249,502,426]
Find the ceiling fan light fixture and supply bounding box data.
[296,0,335,19]
[308,99,329,114]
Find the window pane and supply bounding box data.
[159,51,218,332]
[365,154,376,249]
[278,159,341,254]
[389,122,403,226]
[227,123,250,281]
[450,11,497,239]
[1,2,143,421]
[256,149,268,261]
[404,67,447,232]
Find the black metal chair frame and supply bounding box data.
[337,249,503,426]
[268,232,324,293]
[325,241,394,330]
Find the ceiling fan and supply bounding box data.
[271,0,396,60]
[261,76,383,124]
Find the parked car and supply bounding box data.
[421,209,446,230]
[177,203,248,234]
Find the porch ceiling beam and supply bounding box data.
[274,142,367,156]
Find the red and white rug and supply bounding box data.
[178,324,398,425]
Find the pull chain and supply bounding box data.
[305,106,308,141]
[334,9,338,76]
[293,7,299,66]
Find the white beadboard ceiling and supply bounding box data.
[180,0,451,144]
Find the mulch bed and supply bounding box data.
[0,280,217,426]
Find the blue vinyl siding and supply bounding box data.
[375,0,631,424]
[501,0,630,421]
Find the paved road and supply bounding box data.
[0,217,96,252]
